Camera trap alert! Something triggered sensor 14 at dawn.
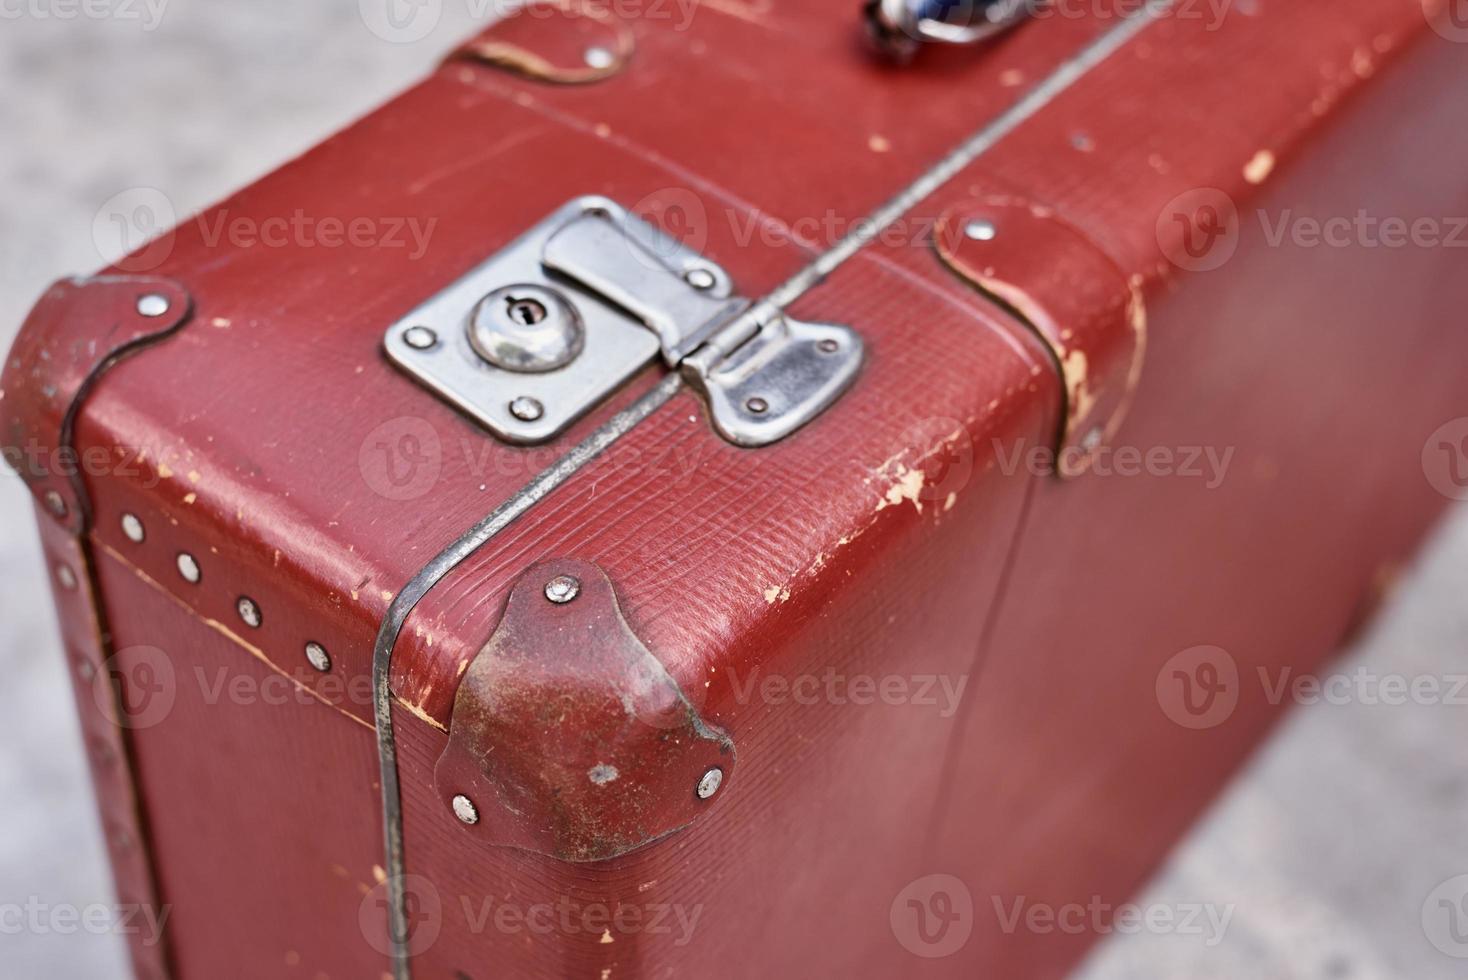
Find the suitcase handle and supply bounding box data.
[865,0,1034,63]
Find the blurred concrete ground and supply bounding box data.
[0,3,1464,977]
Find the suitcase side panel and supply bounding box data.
[89,545,388,980]
[937,31,1468,975]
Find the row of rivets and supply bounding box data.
[118,512,332,674]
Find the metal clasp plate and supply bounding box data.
[384,197,862,447]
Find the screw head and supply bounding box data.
[684,267,717,291]
[509,396,545,422]
[305,642,332,673]
[55,564,78,591]
[745,396,770,415]
[403,325,438,350]
[237,596,263,629]
[544,575,581,604]
[584,46,615,70]
[176,553,201,584]
[964,219,997,242]
[696,767,724,800]
[121,513,146,543]
[44,490,68,517]
[818,338,840,353]
[451,794,480,825]
[136,293,171,318]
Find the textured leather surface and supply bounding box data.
[6,0,1467,977]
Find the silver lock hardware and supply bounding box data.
[384,197,863,447]
[468,284,584,373]
[865,0,1033,63]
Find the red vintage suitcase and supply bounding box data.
[7,1,1468,977]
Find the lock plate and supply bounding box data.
[384,198,674,444]
[385,196,862,446]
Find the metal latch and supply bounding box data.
[384,197,863,447]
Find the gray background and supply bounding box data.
[1,2,1464,977]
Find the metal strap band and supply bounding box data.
[372,372,685,976]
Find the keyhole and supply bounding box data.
[506,296,548,326]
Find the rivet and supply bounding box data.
[1081,426,1105,452]
[818,339,840,353]
[584,46,615,70]
[509,396,545,422]
[136,293,171,318]
[176,553,201,584]
[121,513,146,543]
[56,564,78,591]
[451,794,480,825]
[696,767,724,800]
[305,642,332,673]
[403,325,438,350]
[44,490,68,517]
[77,659,97,681]
[237,597,263,629]
[964,219,997,242]
[684,268,717,291]
[544,575,581,604]
[745,396,769,415]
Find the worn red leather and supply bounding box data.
[6,2,1467,978]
